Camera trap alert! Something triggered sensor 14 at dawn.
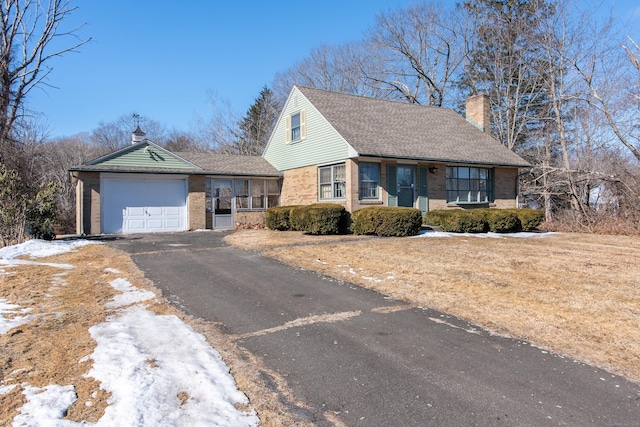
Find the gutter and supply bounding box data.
[356,153,531,169]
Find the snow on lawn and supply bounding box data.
[413,229,555,239]
[0,239,99,261]
[0,298,35,335]
[0,239,258,427]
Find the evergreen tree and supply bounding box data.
[458,0,555,152]
[233,86,280,155]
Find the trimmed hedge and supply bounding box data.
[423,208,544,233]
[439,209,489,233]
[265,205,299,231]
[351,207,422,237]
[505,208,545,231]
[289,203,349,235]
[485,209,519,233]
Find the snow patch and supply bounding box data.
[13,384,77,426]
[414,230,555,239]
[86,306,258,426]
[0,259,75,269]
[0,299,35,335]
[106,278,155,308]
[0,239,99,260]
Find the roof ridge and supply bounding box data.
[295,85,454,112]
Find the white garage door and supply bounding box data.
[102,175,188,234]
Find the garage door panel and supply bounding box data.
[146,206,163,215]
[102,177,187,234]
[164,206,182,216]
[164,218,182,228]
[127,206,146,216]
[146,219,164,230]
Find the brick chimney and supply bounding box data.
[131,126,146,144]
[466,94,490,133]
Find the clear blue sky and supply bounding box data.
[27,0,640,138]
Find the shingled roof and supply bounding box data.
[174,152,280,176]
[296,86,530,168]
[71,146,280,177]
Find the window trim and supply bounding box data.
[285,109,306,144]
[318,163,346,200]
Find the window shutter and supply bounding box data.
[285,115,291,144]
[418,167,428,214]
[387,164,398,207]
[300,109,307,140]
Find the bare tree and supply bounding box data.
[90,113,167,153]
[365,1,469,106]
[39,133,95,231]
[271,42,382,104]
[0,0,89,165]
[521,0,640,227]
[193,89,239,152]
[163,129,203,152]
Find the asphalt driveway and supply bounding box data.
[107,231,640,426]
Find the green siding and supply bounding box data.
[263,86,351,171]
[418,166,428,214]
[99,143,195,169]
[387,164,398,207]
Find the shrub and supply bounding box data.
[27,182,59,240]
[423,210,450,228]
[425,208,545,233]
[0,163,59,244]
[423,209,487,233]
[351,207,422,237]
[289,204,349,235]
[509,208,545,231]
[265,206,299,231]
[485,209,520,233]
[445,209,488,233]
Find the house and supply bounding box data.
[263,85,530,213]
[70,86,530,235]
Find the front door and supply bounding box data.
[397,165,415,207]
[207,178,234,229]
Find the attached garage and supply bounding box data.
[101,174,188,234]
[70,134,282,235]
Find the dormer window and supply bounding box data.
[291,112,301,141]
[285,109,306,143]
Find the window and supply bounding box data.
[267,179,280,208]
[286,110,305,143]
[319,163,346,200]
[358,163,379,199]
[291,113,301,141]
[207,178,279,212]
[251,179,265,209]
[446,166,493,203]
[234,179,250,209]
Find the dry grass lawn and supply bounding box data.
[226,229,640,384]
